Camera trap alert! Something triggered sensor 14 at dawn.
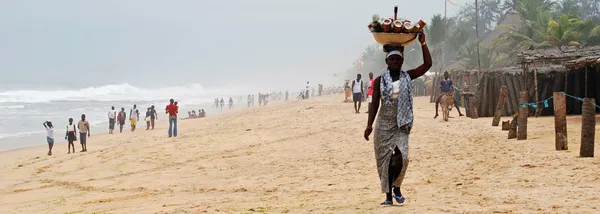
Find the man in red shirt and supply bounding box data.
[165,99,179,137]
[366,72,375,113]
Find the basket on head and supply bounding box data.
[372,33,419,47]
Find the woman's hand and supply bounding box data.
[418,32,426,44]
[364,126,373,141]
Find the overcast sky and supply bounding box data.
[0,0,463,90]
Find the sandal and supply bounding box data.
[393,195,406,206]
[380,200,393,206]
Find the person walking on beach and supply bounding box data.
[366,72,375,114]
[305,81,310,99]
[352,74,364,113]
[43,121,54,156]
[285,91,289,101]
[145,107,152,130]
[118,108,126,133]
[166,99,179,137]
[130,104,138,130]
[108,106,117,134]
[220,98,224,110]
[130,110,138,132]
[248,94,252,107]
[78,114,90,152]
[65,118,77,154]
[434,71,463,118]
[150,105,158,130]
[229,97,233,109]
[364,32,432,206]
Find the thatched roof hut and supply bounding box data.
[436,46,600,117]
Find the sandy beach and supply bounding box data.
[1,95,599,213]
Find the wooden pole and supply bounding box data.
[475,0,481,81]
[517,91,528,140]
[470,96,479,119]
[492,86,508,126]
[508,113,518,139]
[580,98,595,157]
[584,66,588,98]
[553,92,568,150]
[533,68,540,117]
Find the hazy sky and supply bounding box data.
[0,0,462,90]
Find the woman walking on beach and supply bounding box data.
[364,33,431,206]
[65,118,77,154]
[43,121,54,156]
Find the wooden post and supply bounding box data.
[517,91,528,140]
[470,96,479,119]
[584,66,588,98]
[501,120,510,130]
[553,92,568,150]
[580,98,595,157]
[508,113,518,139]
[492,86,508,126]
[533,68,540,117]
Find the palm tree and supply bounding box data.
[458,41,501,70]
[544,14,586,48]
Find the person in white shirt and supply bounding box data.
[351,74,364,113]
[43,121,54,156]
[108,106,117,134]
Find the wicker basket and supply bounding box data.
[372,32,418,46]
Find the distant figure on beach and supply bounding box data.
[130,105,138,130]
[214,98,219,109]
[43,121,54,156]
[78,114,90,152]
[108,106,116,134]
[367,72,375,114]
[65,118,77,154]
[118,108,126,133]
[248,95,252,107]
[305,81,310,99]
[252,95,255,106]
[229,97,233,109]
[150,105,158,130]
[166,99,179,137]
[145,108,152,130]
[130,110,138,132]
[434,71,463,119]
[364,32,432,206]
[352,74,364,113]
[199,109,206,118]
[344,80,351,102]
[285,91,289,101]
[219,98,224,110]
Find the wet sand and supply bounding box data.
[1,95,599,213]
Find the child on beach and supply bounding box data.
[43,121,54,156]
[65,118,77,154]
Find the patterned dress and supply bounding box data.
[374,70,413,194]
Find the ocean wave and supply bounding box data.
[0,83,248,103]
[0,105,25,109]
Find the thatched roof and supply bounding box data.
[518,46,600,64]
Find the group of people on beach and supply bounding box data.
[107,104,158,134]
[42,98,180,156]
[42,114,91,156]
